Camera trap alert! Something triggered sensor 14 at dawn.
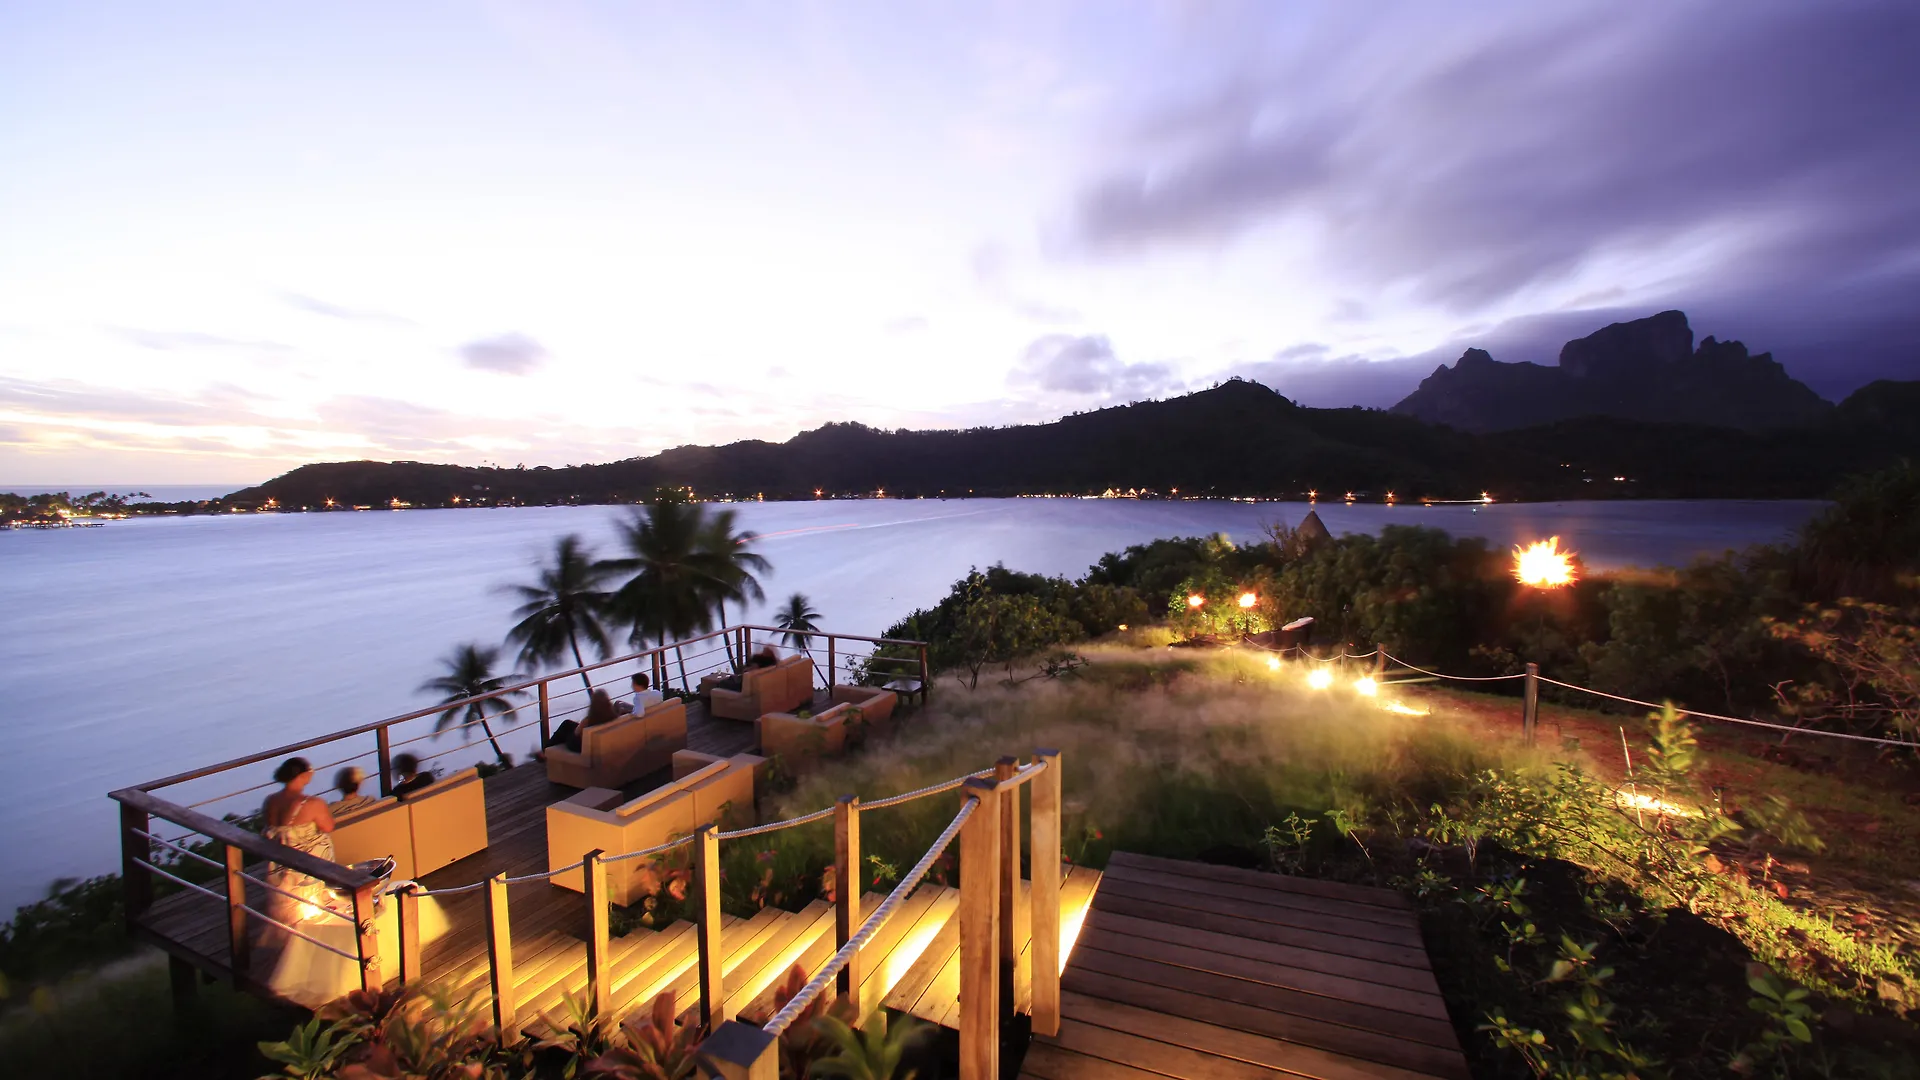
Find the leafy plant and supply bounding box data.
[257,1016,359,1080]
[1732,964,1815,1076]
[583,992,699,1080]
[534,989,620,1079]
[808,1010,930,1080]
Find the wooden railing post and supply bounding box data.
[993,757,1022,1016]
[538,680,552,748]
[398,886,423,985]
[119,802,152,933]
[1524,662,1540,747]
[584,849,610,1018]
[695,1019,778,1080]
[224,842,249,983]
[694,824,725,1030]
[353,881,382,994]
[1374,645,1387,678]
[486,873,516,1037]
[919,644,931,701]
[958,777,1000,1080]
[376,726,394,797]
[834,795,862,1003]
[1030,749,1063,1036]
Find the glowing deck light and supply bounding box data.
[1187,594,1206,608]
[1117,623,1128,631]
[1266,655,1281,671]
[1238,592,1257,609]
[1307,668,1334,690]
[1353,676,1378,697]
[1513,537,1577,588]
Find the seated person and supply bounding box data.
[627,671,664,715]
[534,689,619,760]
[708,647,779,695]
[390,752,436,799]
[329,765,379,814]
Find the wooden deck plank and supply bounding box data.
[1092,876,1425,950]
[1083,908,1437,993]
[1076,915,1447,1019]
[1091,892,1428,970]
[1104,852,1413,911]
[858,886,955,1018]
[1098,862,1420,936]
[1052,992,1445,1080]
[1019,1043,1170,1080]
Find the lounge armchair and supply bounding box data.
[545,753,763,905]
[828,684,899,734]
[709,655,813,721]
[544,698,689,790]
[759,702,851,765]
[329,767,489,878]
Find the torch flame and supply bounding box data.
[1306,668,1334,690]
[1238,592,1257,609]
[1186,594,1206,608]
[1513,537,1577,588]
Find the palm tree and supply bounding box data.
[419,643,526,766]
[601,499,721,689]
[501,533,615,694]
[702,508,770,667]
[774,592,822,653]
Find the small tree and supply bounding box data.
[419,643,526,766]
[775,592,823,652]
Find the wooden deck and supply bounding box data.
[1020,852,1469,1080]
[141,697,1104,1034]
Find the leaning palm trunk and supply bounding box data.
[675,645,691,692]
[469,706,510,766]
[566,628,594,694]
[718,604,737,671]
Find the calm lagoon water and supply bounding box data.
[0,497,1819,912]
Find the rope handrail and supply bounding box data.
[763,796,978,1038]
[1381,651,1529,683]
[1534,676,1918,749]
[507,859,583,885]
[602,834,697,865]
[859,768,997,810]
[239,903,364,961]
[717,806,837,840]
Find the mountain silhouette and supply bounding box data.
[1391,310,1833,432]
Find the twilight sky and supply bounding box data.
[2,1,1916,485]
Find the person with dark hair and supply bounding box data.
[709,647,779,695]
[391,752,434,798]
[261,757,338,923]
[627,671,663,715]
[533,689,620,761]
[330,766,377,814]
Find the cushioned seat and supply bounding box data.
[828,684,899,734]
[709,655,813,721]
[545,753,764,905]
[759,702,851,765]
[404,767,488,875]
[544,698,688,789]
[331,796,416,881]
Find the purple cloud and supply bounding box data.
[1011,334,1183,400]
[459,333,548,375]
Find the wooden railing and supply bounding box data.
[109,624,930,1004]
[695,750,1064,1080]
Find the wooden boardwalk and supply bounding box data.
[1020,852,1469,1080]
[140,699,1104,1034]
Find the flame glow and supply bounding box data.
[1513,537,1577,588]
[1266,655,1281,671]
[1238,592,1257,609]
[1307,668,1334,690]
[1614,790,1697,818]
[1353,676,1378,697]
[1382,701,1429,716]
[1187,594,1205,608]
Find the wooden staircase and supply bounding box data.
[430,865,1103,1035]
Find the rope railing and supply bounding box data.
[716,806,837,840]
[858,768,998,811]
[238,902,364,961]
[1380,651,1529,683]
[601,834,697,866]
[1535,676,1918,749]
[763,795,979,1038]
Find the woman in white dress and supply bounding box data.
[260,757,339,926]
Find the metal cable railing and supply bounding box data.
[763,796,979,1038]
